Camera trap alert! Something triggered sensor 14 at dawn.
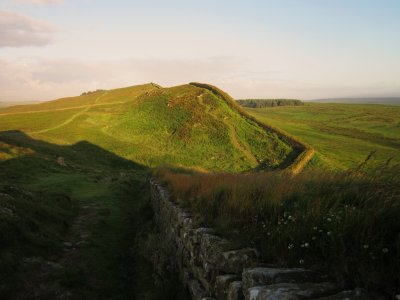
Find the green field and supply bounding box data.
[246,103,400,170]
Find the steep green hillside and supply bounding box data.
[0,83,295,172]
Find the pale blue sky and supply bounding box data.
[1,0,399,101]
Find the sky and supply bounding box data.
[0,0,399,102]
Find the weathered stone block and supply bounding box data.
[242,268,321,291]
[245,282,339,300]
[215,274,239,300]
[316,288,374,299]
[194,228,215,244]
[201,234,230,263]
[189,279,209,300]
[215,248,259,274]
[228,281,244,300]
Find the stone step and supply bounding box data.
[242,267,326,291]
[227,281,244,300]
[215,274,239,299]
[315,288,375,299]
[244,282,340,300]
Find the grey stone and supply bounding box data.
[215,248,259,274]
[46,261,63,270]
[63,242,73,248]
[194,228,216,244]
[201,234,231,263]
[189,279,209,300]
[245,282,339,300]
[242,267,321,291]
[215,274,239,300]
[316,288,374,299]
[227,281,244,300]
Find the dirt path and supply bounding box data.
[0,101,123,117]
[16,202,101,299]
[35,91,109,134]
[198,93,258,166]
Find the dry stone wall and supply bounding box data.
[149,179,374,300]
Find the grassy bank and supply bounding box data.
[156,164,400,296]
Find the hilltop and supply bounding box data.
[0,83,297,172]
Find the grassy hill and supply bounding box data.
[245,103,400,170]
[0,83,296,172]
[0,82,300,299]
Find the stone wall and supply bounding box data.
[149,179,374,300]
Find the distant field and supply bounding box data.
[0,101,39,108]
[310,97,400,105]
[246,103,400,170]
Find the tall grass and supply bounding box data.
[155,164,400,296]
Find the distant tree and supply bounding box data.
[236,99,304,108]
[81,89,105,96]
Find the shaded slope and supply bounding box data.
[0,131,187,299]
[0,83,295,172]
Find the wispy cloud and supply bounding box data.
[0,9,56,47]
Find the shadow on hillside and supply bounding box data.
[0,130,188,300]
[0,130,146,171]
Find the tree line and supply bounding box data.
[237,99,304,108]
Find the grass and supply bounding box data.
[156,163,400,296]
[246,103,400,170]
